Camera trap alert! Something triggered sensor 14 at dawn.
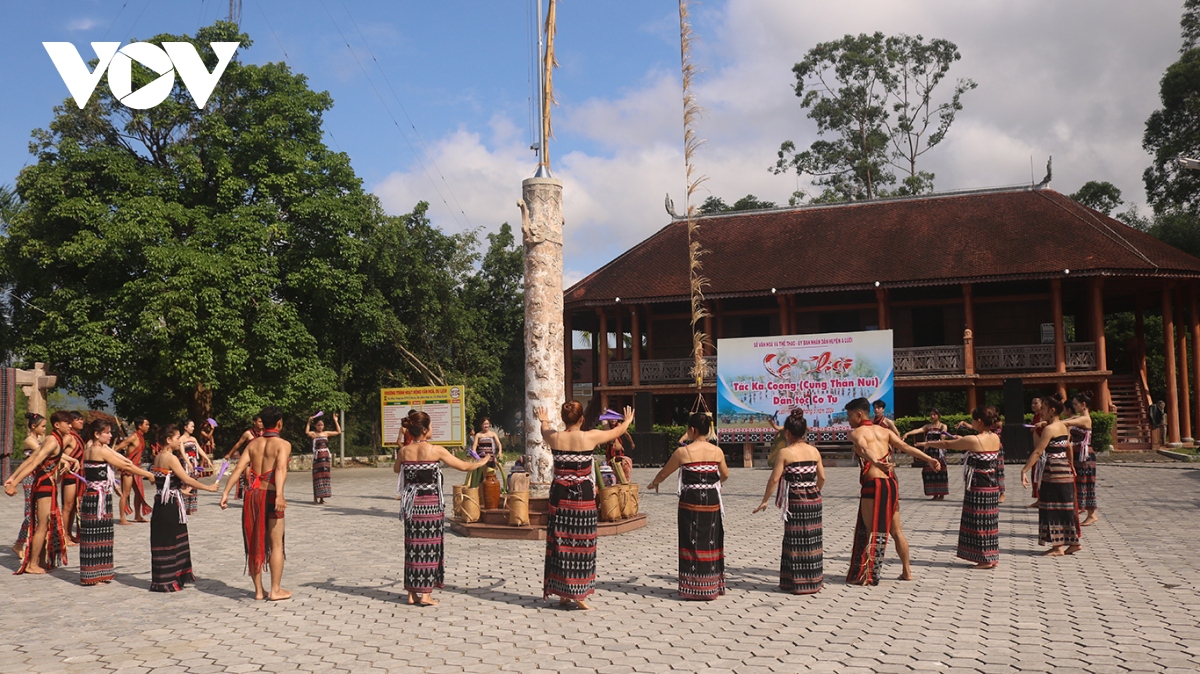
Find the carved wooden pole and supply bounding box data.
[520,178,565,482]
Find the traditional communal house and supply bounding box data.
[563,186,1200,451]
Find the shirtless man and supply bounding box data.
[113,417,152,524]
[220,407,291,601]
[60,412,87,545]
[872,400,899,434]
[844,397,940,585]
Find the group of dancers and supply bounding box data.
[3,389,1100,611]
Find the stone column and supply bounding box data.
[520,177,565,482]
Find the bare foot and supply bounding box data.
[407,593,416,605]
[1043,547,1065,557]
[1081,515,1099,526]
[24,565,47,574]
[558,597,572,608]
[574,599,592,610]
[268,589,293,601]
[1064,545,1082,555]
[1027,501,1039,508]
[11,544,22,555]
[134,518,148,523]
[971,562,998,570]
[255,590,265,600]
[897,571,914,581]
[416,594,438,607]
[118,520,132,526]
[998,495,1006,504]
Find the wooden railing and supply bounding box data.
[894,346,964,374]
[608,357,717,385]
[895,342,1096,375]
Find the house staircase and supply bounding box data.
[1109,374,1152,451]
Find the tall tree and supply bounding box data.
[698,194,777,214]
[1143,48,1200,215]
[774,32,893,202]
[1070,181,1125,215]
[774,32,973,202]
[882,35,976,196]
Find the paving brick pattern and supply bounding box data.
[2,463,1199,673]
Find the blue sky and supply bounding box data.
[0,1,1189,284]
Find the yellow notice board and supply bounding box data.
[381,385,466,447]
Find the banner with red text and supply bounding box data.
[716,330,893,442]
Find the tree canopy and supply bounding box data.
[774,32,974,203]
[698,194,777,214]
[1,22,524,440]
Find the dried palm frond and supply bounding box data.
[541,0,560,172]
[678,0,710,393]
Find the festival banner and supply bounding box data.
[380,385,466,447]
[716,330,894,442]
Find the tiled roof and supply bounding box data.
[565,187,1200,307]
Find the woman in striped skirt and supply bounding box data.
[11,413,46,555]
[919,406,1002,569]
[306,414,341,504]
[1062,392,1098,526]
[754,409,825,594]
[902,409,951,500]
[79,419,154,585]
[538,401,635,610]
[396,411,488,606]
[648,412,729,600]
[150,425,219,592]
[1023,395,1081,556]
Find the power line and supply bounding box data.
[248,0,290,60]
[101,1,130,41]
[335,0,474,229]
[315,0,464,230]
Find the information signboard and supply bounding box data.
[381,385,466,447]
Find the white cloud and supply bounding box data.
[371,0,1185,282]
[67,18,100,31]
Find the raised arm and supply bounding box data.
[584,407,636,445]
[646,447,684,493]
[305,417,315,438]
[900,424,926,441]
[752,451,786,513]
[168,454,218,491]
[227,430,252,457]
[1060,414,1092,428]
[919,435,980,453]
[437,446,490,473]
[98,447,154,479]
[113,433,138,453]
[4,437,61,492]
[887,430,939,467]
[328,414,342,437]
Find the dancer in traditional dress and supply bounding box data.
[1027,397,1044,508]
[1022,395,1081,556]
[470,417,503,461]
[872,400,899,434]
[919,406,1002,570]
[113,417,152,525]
[220,406,293,600]
[901,409,952,500]
[11,413,45,554]
[150,424,218,592]
[60,411,86,544]
[647,412,729,601]
[393,411,488,607]
[844,398,940,585]
[225,415,263,501]
[537,401,635,610]
[1061,392,1099,526]
[4,411,79,574]
[305,413,341,504]
[178,419,213,516]
[79,419,154,586]
[753,409,825,594]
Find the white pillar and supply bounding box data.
[521,177,565,482]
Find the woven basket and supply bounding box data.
[507,491,530,526]
[454,486,481,523]
[597,486,622,522]
[619,484,640,519]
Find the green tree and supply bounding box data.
[1143,47,1200,215]
[1070,181,1124,215]
[698,194,777,214]
[774,32,894,202]
[775,32,973,202]
[2,22,367,421]
[882,35,976,196]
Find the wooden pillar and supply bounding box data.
[1177,292,1193,443]
[597,308,609,410]
[875,287,888,330]
[615,307,625,362]
[742,442,753,468]
[963,283,976,376]
[777,295,789,335]
[564,310,574,401]
[1051,279,1066,375]
[714,299,724,340]
[646,308,655,360]
[631,307,641,387]
[786,294,796,335]
[1089,278,1110,412]
[967,386,978,411]
[1135,298,1146,380]
[1163,286,1182,446]
[1191,288,1200,445]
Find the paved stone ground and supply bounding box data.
[2,463,1200,673]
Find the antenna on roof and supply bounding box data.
[1034,156,1052,189]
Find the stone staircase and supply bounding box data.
[1110,375,1153,451]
